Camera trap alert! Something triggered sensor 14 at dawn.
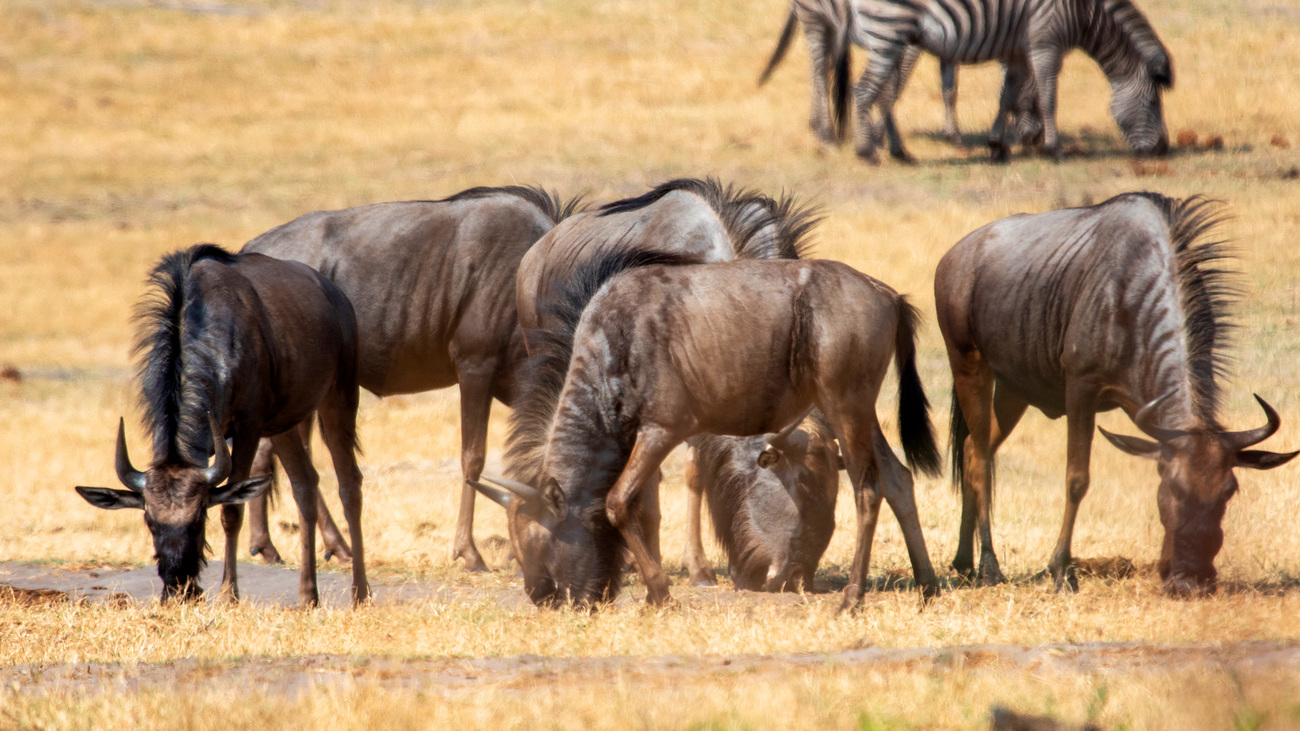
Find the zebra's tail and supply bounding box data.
[829,8,851,143]
[759,4,799,86]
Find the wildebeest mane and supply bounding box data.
[504,245,698,490]
[439,185,586,224]
[596,178,817,261]
[133,244,234,467]
[1130,192,1236,425]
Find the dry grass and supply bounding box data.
[3,0,1300,727]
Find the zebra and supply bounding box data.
[850,0,1173,163]
[759,0,966,156]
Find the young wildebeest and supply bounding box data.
[683,409,843,592]
[75,245,369,607]
[241,186,582,571]
[478,258,943,610]
[936,193,1297,595]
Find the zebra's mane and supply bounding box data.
[597,178,818,260]
[134,244,233,467]
[1130,192,1237,426]
[1094,0,1173,86]
[440,185,587,224]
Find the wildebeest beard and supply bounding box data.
[149,513,210,601]
[544,499,625,608]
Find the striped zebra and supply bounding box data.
[850,0,1173,162]
[759,0,966,156]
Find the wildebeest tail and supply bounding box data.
[758,4,799,86]
[894,297,941,477]
[949,385,967,492]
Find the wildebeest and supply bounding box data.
[240,186,582,571]
[481,258,943,609]
[683,409,843,592]
[75,245,369,607]
[935,193,1297,595]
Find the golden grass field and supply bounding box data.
[3,0,1300,727]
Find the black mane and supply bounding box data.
[503,247,697,490]
[133,244,235,466]
[1130,192,1237,426]
[440,185,586,225]
[597,178,818,260]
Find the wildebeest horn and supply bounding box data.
[1223,395,1281,451]
[202,413,231,487]
[766,406,815,448]
[480,474,541,502]
[471,480,516,510]
[1134,392,1189,443]
[115,417,147,493]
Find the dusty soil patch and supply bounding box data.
[4,641,1296,700]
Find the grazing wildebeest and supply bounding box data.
[241,186,582,571]
[683,409,843,592]
[479,258,943,609]
[850,0,1173,163]
[75,245,369,607]
[936,193,1297,595]
[509,178,815,568]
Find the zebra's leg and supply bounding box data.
[1028,47,1065,161]
[989,62,1025,163]
[852,39,908,163]
[803,20,839,147]
[876,45,920,162]
[1013,66,1044,148]
[941,61,963,147]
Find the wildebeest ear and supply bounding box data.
[542,478,566,517]
[1235,449,1300,471]
[1098,427,1160,459]
[76,486,145,511]
[757,447,780,469]
[207,476,272,506]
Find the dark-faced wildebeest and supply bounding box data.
[75,245,369,607]
[936,193,1297,595]
[478,258,943,609]
[683,408,843,592]
[241,186,582,571]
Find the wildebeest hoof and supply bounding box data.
[1051,563,1079,593]
[689,569,718,587]
[919,582,942,604]
[950,558,977,581]
[250,544,284,564]
[980,561,1007,587]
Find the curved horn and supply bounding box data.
[480,473,541,503]
[1134,392,1190,444]
[471,480,516,510]
[1223,394,1282,451]
[202,413,232,487]
[114,417,147,493]
[766,406,815,448]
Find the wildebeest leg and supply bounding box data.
[605,427,678,606]
[1047,388,1097,592]
[682,455,718,586]
[318,393,370,605]
[951,357,1009,586]
[270,427,321,608]
[247,438,283,564]
[451,372,493,572]
[295,421,355,564]
[638,469,663,566]
[941,61,962,147]
[217,434,260,604]
[874,430,940,599]
[954,381,1029,579]
[832,415,885,611]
